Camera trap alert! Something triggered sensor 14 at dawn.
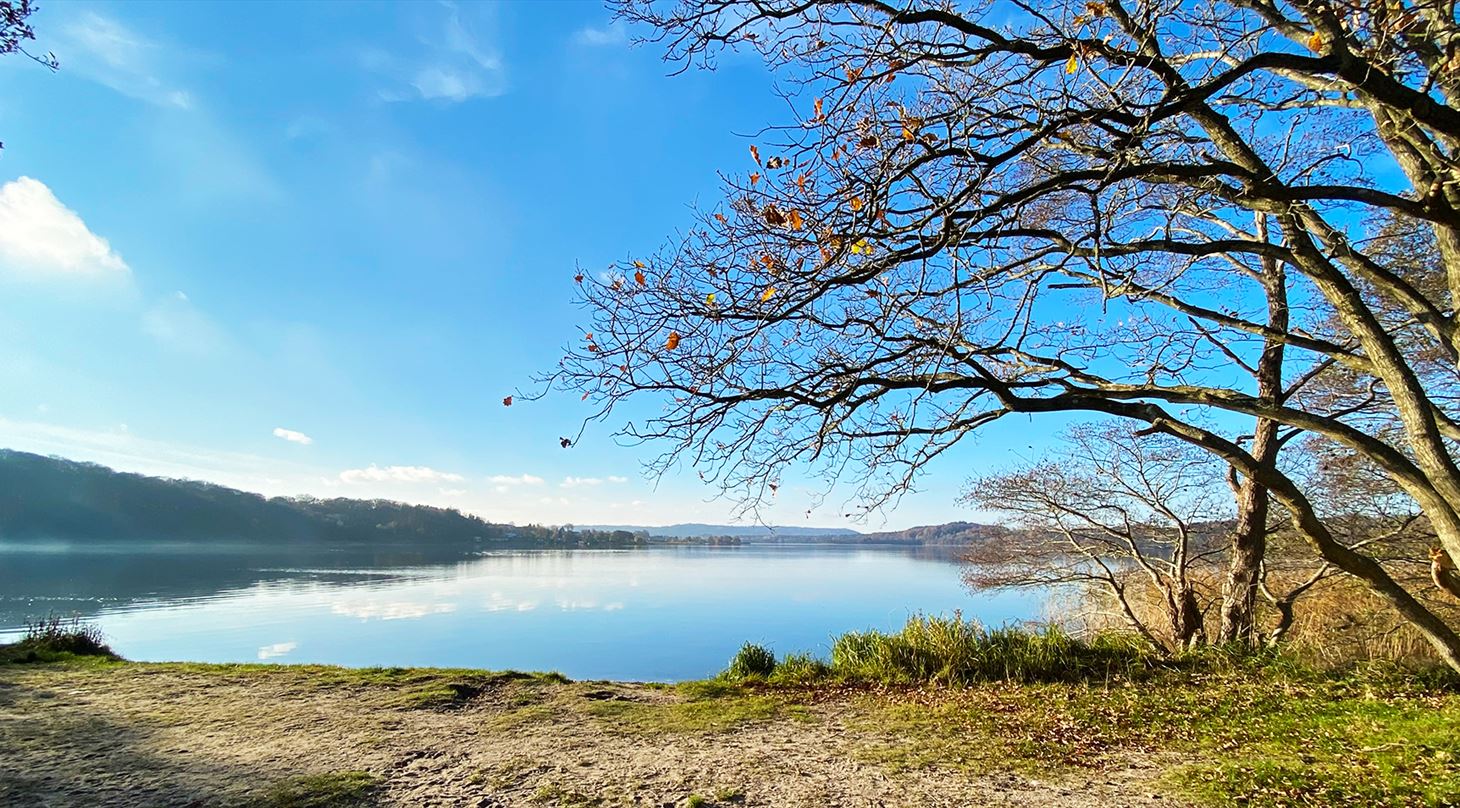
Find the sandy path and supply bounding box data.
[0,664,1185,807]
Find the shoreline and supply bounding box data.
[2,657,1455,806]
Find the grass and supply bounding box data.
[725,643,776,679]
[0,616,118,664]
[152,662,570,709]
[830,666,1460,806]
[720,614,1155,687]
[582,681,809,734]
[6,618,1460,806]
[253,771,379,807]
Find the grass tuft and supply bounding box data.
[725,643,776,680]
[0,615,118,664]
[254,770,379,807]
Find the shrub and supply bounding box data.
[0,615,116,663]
[725,643,776,679]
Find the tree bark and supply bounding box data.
[1220,218,1286,647]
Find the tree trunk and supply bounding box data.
[1220,218,1286,647]
[1175,585,1205,650]
[1220,421,1275,645]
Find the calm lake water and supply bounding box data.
[0,543,1047,681]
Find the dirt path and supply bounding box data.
[0,663,1186,807]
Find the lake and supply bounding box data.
[0,543,1047,681]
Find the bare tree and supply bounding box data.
[961,425,1227,652]
[551,0,1460,670]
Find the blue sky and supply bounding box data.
[0,0,1060,529]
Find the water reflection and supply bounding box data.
[0,543,1045,680]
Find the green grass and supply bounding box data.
[833,668,1460,806]
[820,615,1153,685]
[253,771,379,807]
[725,643,775,680]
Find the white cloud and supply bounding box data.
[53,11,193,108]
[0,177,130,279]
[272,427,313,446]
[560,475,629,488]
[439,487,467,497]
[371,3,505,103]
[572,22,628,47]
[339,464,465,484]
[488,474,544,486]
[257,641,297,660]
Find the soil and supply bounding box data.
[0,663,1189,807]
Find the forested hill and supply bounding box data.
[0,450,641,547]
[861,522,1010,545]
[583,520,1009,545]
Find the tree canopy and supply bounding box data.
[553,0,1460,669]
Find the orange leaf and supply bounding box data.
[795,173,808,192]
[1065,53,1079,74]
[761,287,777,302]
[849,196,865,212]
[749,172,761,185]
[813,97,823,120]
[831,147,843,161]
[714,212,728,224]
[574,273,584,283]
[633,260,645,269]
[1307,31,1323,51]
[750,144,762,165]
[786,209,804,230]
[634,269,646,286]
[502,396,513,406]
[666,331,681,350]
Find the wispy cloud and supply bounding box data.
[272,427,313,446]
[572,22,628,47]
[339,464,465,484]
[488,474,544,486]
[52,11,192,108]
[0,177,130,280]
[369,3,506,103]
[141,291,229,355]
[560,476,629,489]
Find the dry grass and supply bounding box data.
[1069,563,1460,672]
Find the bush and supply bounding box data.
[826,614,1153,685]
[725,642,776,679]
[0,615,116,663]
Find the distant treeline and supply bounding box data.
[0,450,1011,549]
[0,450,647,549]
